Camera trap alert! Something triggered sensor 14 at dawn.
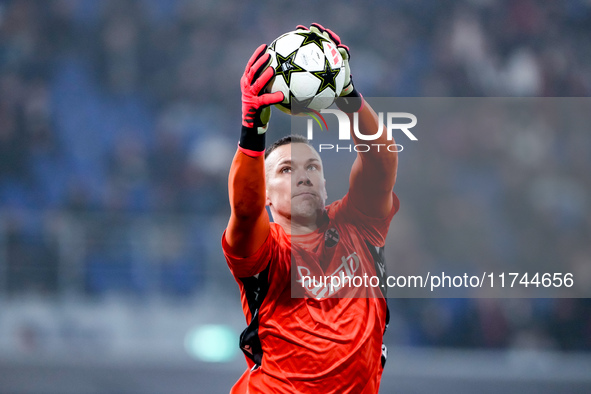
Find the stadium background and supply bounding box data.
[0,0,590,393]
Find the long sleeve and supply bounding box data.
[224,149,270,258]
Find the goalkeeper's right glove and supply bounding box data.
[297,23,363,113]
[239,44,284,157]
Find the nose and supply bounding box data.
[295,170,312,186]
[298,177,312,186]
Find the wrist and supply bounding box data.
[336,89,363,113]
[238,126,266,157]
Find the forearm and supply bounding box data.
[349,100,398,190]
[226,149,270,257]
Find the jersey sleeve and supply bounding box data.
[222,223,289,279]
[330,192,399,247]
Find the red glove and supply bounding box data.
[239,44,284,156]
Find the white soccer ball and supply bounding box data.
[266,30,346,115]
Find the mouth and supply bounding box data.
[293,192,317,198]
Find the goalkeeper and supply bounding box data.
[222,23,399,393]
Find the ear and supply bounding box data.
[322,179,328,201]
[266,189,271,206]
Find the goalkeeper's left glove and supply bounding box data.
[296,23,363,113]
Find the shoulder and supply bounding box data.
[269,222,290,244]
[324,192,399,246]
[222,222,291,279]
[327,192,399,222]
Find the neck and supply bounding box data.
[272,209,326,235]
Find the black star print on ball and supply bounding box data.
[289,93,314,115]
[312,57,341,94]
[296,31,329,51]
[275,50,305,86]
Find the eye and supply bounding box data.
[280,166,291,174]
[307,164,318,171]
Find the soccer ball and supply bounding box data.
[266,30,346,115]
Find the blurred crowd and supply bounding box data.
[386,99,591,351]
[0,0,590,351]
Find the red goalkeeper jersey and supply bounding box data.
[222,192,399,393]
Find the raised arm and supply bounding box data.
[307,23,397,218]
[225,45,284,258]
[347,101,397,218]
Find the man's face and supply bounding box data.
[265,143,327,222]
